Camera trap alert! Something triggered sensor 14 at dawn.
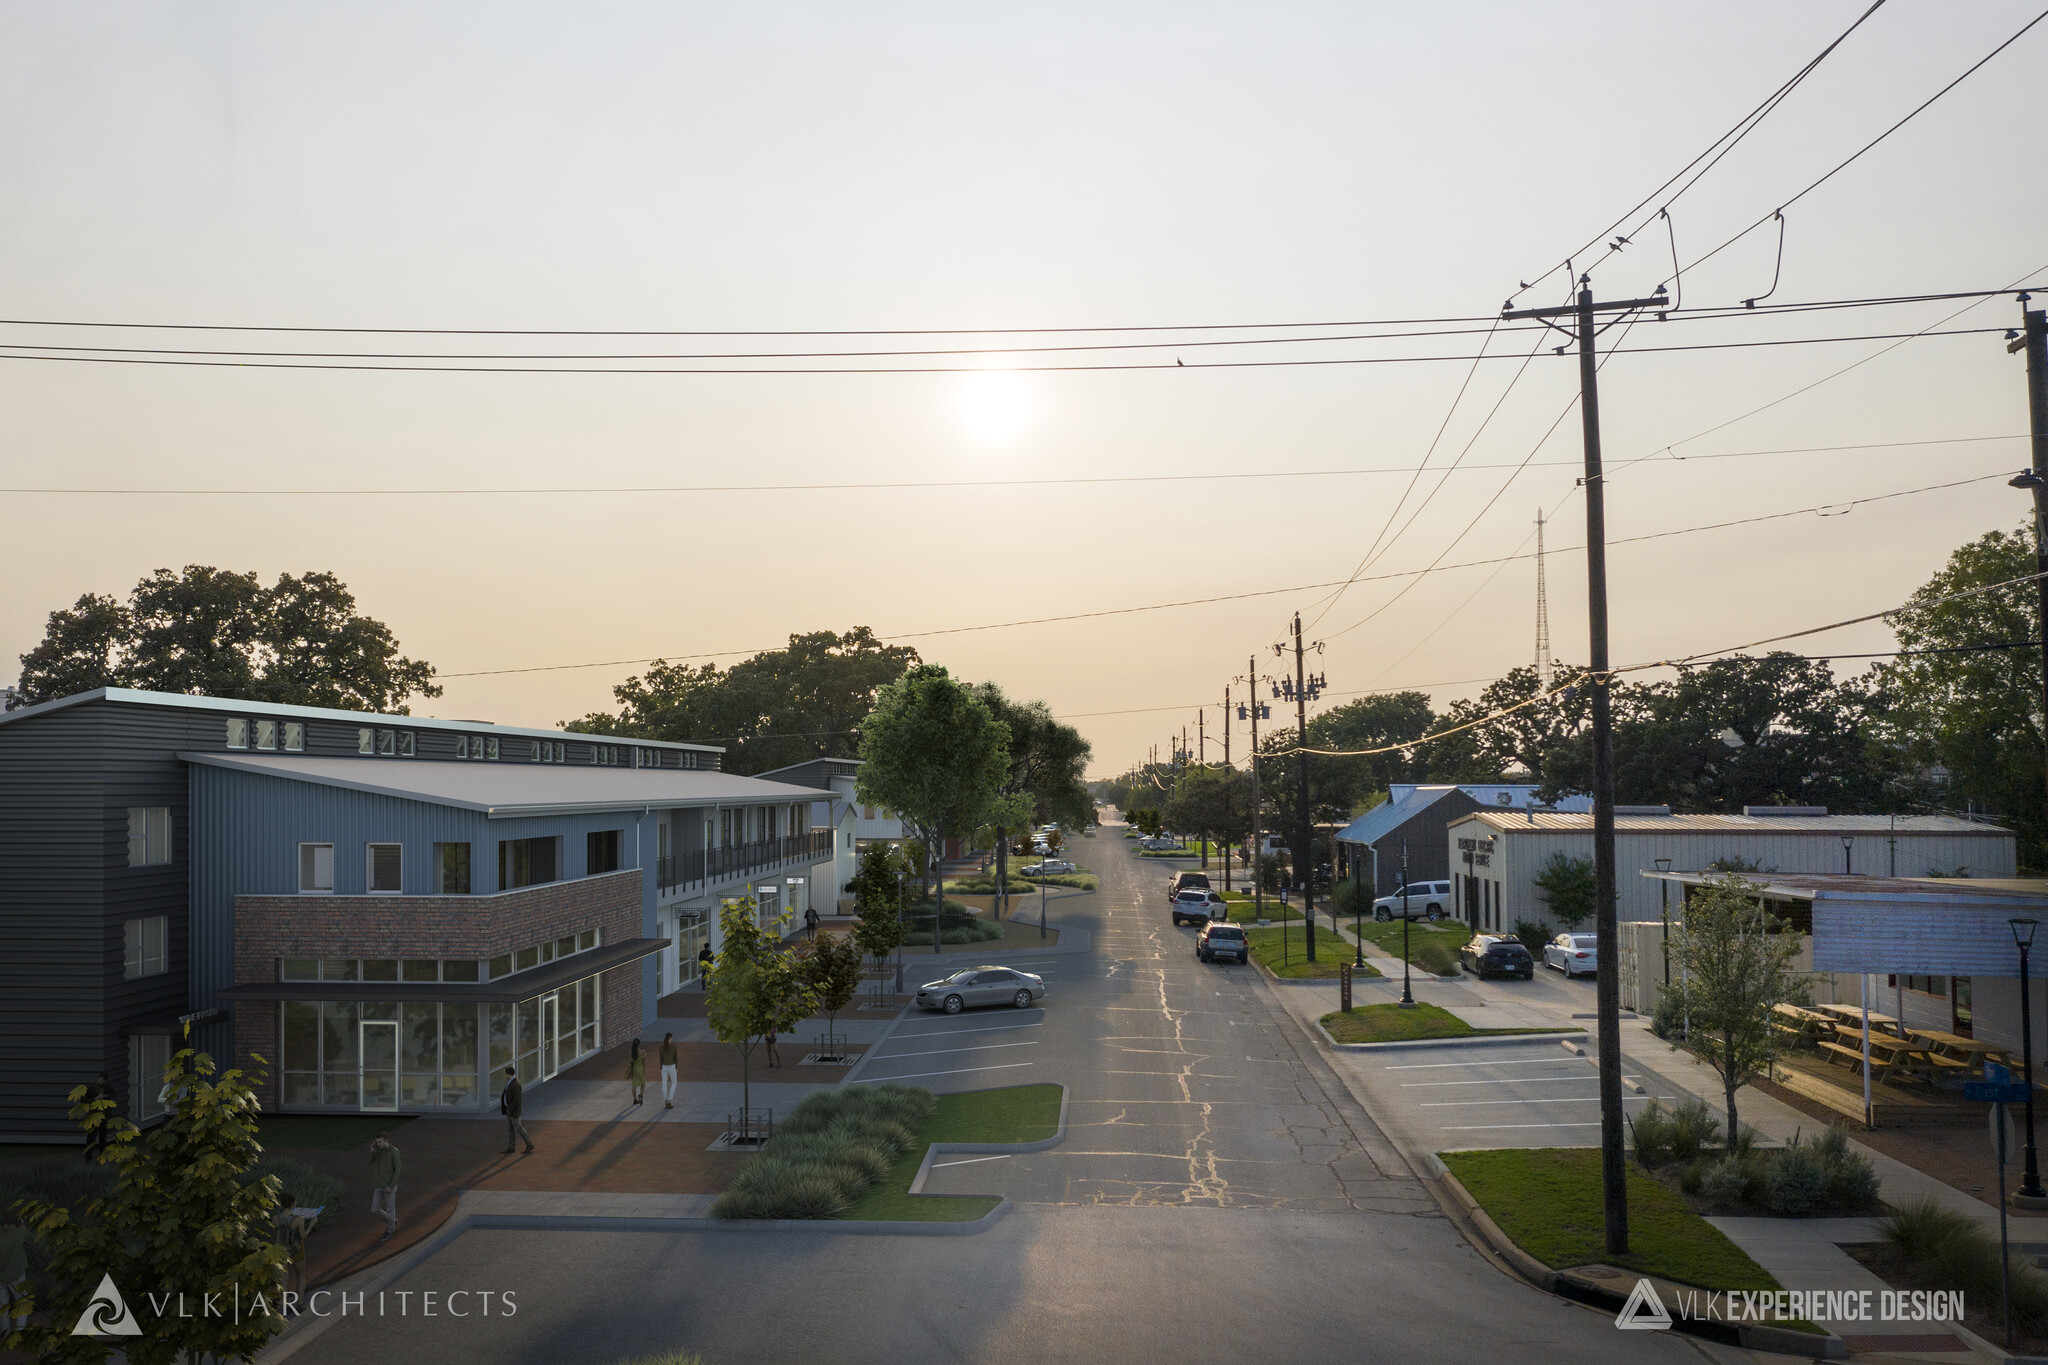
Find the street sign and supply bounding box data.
[1967,1061,2031,1105]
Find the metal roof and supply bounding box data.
[181,752,833,817]
[1449,810,2010,836]
[1643,869,2048,902]
[1334,786,1463,847]
[0,686,721,753]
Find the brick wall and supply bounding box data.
[230,870,643,1106]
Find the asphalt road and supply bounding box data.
[287,827,1735,1365]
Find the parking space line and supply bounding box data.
[875,1041,1040,1060]
[1401,1075,1639,1088]
[1421,1095,1672,1108]
[931,1154,1014,1169]
[863,1062,1035,1081]
[893,1020,1044,1038]
[1383,1057,1597,1071]
[1442,1121,1602,1131]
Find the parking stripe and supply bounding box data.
[866,1062,1035,1081]
[1421,1095,1673,1108]
[1442,1121,1603,1131]
[875,1041,1040,1060]
[893,1020,1044,1039]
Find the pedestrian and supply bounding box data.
[366,1132,401,1243]
[627,1039,646,1106]
[272,1188,311,1302]
[659,1032,679,1110]
[0,1209,27,1336]
[698,943,714,988]
[80,1073,110,1159]
[764,1027,782,1069]
[804,905,820,941]
[500,1067,534,1154]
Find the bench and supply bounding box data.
[1818,1041,1891,1078]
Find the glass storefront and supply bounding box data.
[279,972,602,1111]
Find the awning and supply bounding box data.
[216,937,666,1004]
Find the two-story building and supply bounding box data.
[752,756,911,915]
[0,687,836,1142]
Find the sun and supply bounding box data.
[956,370,1032,444]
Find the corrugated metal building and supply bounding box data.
[1442,807,2016,934]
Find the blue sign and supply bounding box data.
[1964,1060,2031,1105]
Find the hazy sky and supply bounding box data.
[2,2,2044,775]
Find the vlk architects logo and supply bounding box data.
[69,1273,517,1335]
[1615,1278,1963,1331]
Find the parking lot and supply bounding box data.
[848,959,1065,1088]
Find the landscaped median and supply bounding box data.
[1319,1001,1580,1045]
[1245,924,1376,980]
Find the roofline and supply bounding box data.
[1445,810,2012,835]
[180,752,833,817]
[1,686,723,754]
[1638,868,2048,904]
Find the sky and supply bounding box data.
[2,2,2045,776]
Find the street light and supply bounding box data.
[1840,835,1854,876]
[2012,918,2044,1202]
[1399,842,1414,1007]
[1655,857,1673,987]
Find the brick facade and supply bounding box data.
[229,870,643,1107]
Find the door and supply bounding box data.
[540,994,561,1079]
[360,1020,399,1111]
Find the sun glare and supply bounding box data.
[956,370,1032,444]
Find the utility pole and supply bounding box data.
[1222,687,1234,891]
[1289,612,1324,961]
[1246,654,1264,923]
[2011,295,2048,1205]
[1199,709,1206,764]
[1504,277,1665,1259]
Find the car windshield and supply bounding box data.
[945,970,978,983]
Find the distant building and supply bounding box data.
[1335,784,1590,896]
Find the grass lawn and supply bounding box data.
[1321,1001,1580,1044]
[1354,918,1467,962]
[1440,1148,1781,1293]
[1246,924,1376,979]
[841,1084,1063,1222]
[257,1114,416,1152]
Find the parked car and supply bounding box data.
[1022,859,1076,876]
[1460,934,1535,980]
[1170,889,1228,927]
[1166,870,1211,902]
[1138,836,1184,851]
[1543,932,1599,977]
[1197,921,1249,964]
[1372,881,1452,921]
[914,966,1047,1014]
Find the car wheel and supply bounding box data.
[1014,989,1033,1009]
[943,995,964,1014]
[1375,908,1390,922]
[1426,909,1442,922]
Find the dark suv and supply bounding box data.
[1461,934,1535,980]
[1197,922,1248,964]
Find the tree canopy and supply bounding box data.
[14,566,439,713]
[568,627,919,774]
[855,664,1011,889]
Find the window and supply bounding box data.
[126,807,170,867]
[226,718,249,749]
[378,729,395,756]
[529,740,566,763]
[587,829,621,875]
[256,719,278,751]
[299,843,334,894]
[283,959,317,981]
[283,722,304,752]
[130,1035,170,1123]
[455,735,470,759]
[402,960,439,982]
[486,737,499,759]
[367,843,403,893]
[1892,974,1950,996]
[397,731,416,757]
[123,917,167,979]
[437,842,471,894]
[499,836,558,889]
[442,959,479,983]
[361,959,399,981]
[358,728,375,754]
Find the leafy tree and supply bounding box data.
[5,1046,290,1364]
[15,567,439,712]
[855,664,1010,948]
[798,933,864,1043]
[1873,526,2045,869]
[848,844,909,1005]
[1663,875,1809,1139]
[971,685,1091,912]
[1532,852,1596,930]
[706,898,819,1125]
[1165,764,1251,874]
[1305,692,1438,811]
[568,627,918,774]
[1127,807,1164,839]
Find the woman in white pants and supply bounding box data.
[658,1031,679,1109]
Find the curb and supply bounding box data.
[909,1084,1070,1193]
[1437,1172,1849,1359]
[1309,1019,1587,1051]
[466,1202,1012,1237]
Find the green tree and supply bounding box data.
[568,627,919,774]
[705,898,819,1126]
[799,933,864,1045]
[1664,875,1809,1139]
[1532,852,1596,930]
[1127,807,1164,839]
[1164,765,1251,873]
[848,844,909,1005]
[1305,692,1438,812]
[855,664,1010,948]
[970,685,1092,913]
[15,567,440,712]
[1873,526,2045,869]
[5,1047,290,1364]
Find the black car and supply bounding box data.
[1196,921,1248,964]
[1460,934,1535,980]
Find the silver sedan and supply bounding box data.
[914,965,1047,1014]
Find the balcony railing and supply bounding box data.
[656,829,835,893]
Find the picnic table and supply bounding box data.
[1770,1003,1833,1047]
[1819,1027,1930,1082]
[1905,1029,2011,1077]
[1809,1002,1906,1036]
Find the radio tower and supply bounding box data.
[1533,509,1553,691]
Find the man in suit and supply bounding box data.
[500,1066,534,1155]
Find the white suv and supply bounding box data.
[1372,880,1451,921]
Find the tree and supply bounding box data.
[1305,692,1438,812]
[14,566,440,713]
[1127,807,1164,839]
[970,684,1092,915]
[849,843,909,1005]
[1164,764,1251,874]
[1663,875,1809,1139]
[799,933,864,1048]
[705,898,819,1129]
[6,1046,290,1364]
[1873,526,2045,869]
[855,664,1010,948]
[1532,852,1596,930]
[568,627,919,774]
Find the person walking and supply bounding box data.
[658,1032,679,1110]
[366,1132,401,1243]
[626,1039,647,1106]
[804,905,820,941]
[500,1067,534,1154]
[80,1073,111,1159]
[698,943,714,988]
[764,1027,782,1069]
[0,1209,28,1336]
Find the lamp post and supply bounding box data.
[2012,918,2044,1202]
[1399,841,1414,1007]
[1840,835,1854,876]
[1655,857,1673,987]
[1889,811,1898,879]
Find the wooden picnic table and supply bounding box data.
[1810,1002,1907,1035]
[1770,1004,1832,1047]
[1905,1029,2012,1076]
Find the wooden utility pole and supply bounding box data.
[2009,296,2048,1202]
[1246,655,1263,922]
[1291,612,1317,961]
[1503,278,1665,1258]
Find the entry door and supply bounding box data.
[360,1020,399,1111]
[540,994,560,1079]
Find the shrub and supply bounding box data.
[1649,986,1688,1042]
[1812,1127,1881,1211]
[1700,1153,1767,1208]
[1764,1142,1830,1215]
[0,1158,119,1277]
[1628,1101,1674,1169]
[1667,1097,1720,1163]
[1512,920,1552,956]
[1881,1198,1977,1265]
[711,1083,935,1220]
[240,1156,345,1232]
[1678,1159,1706,1196]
